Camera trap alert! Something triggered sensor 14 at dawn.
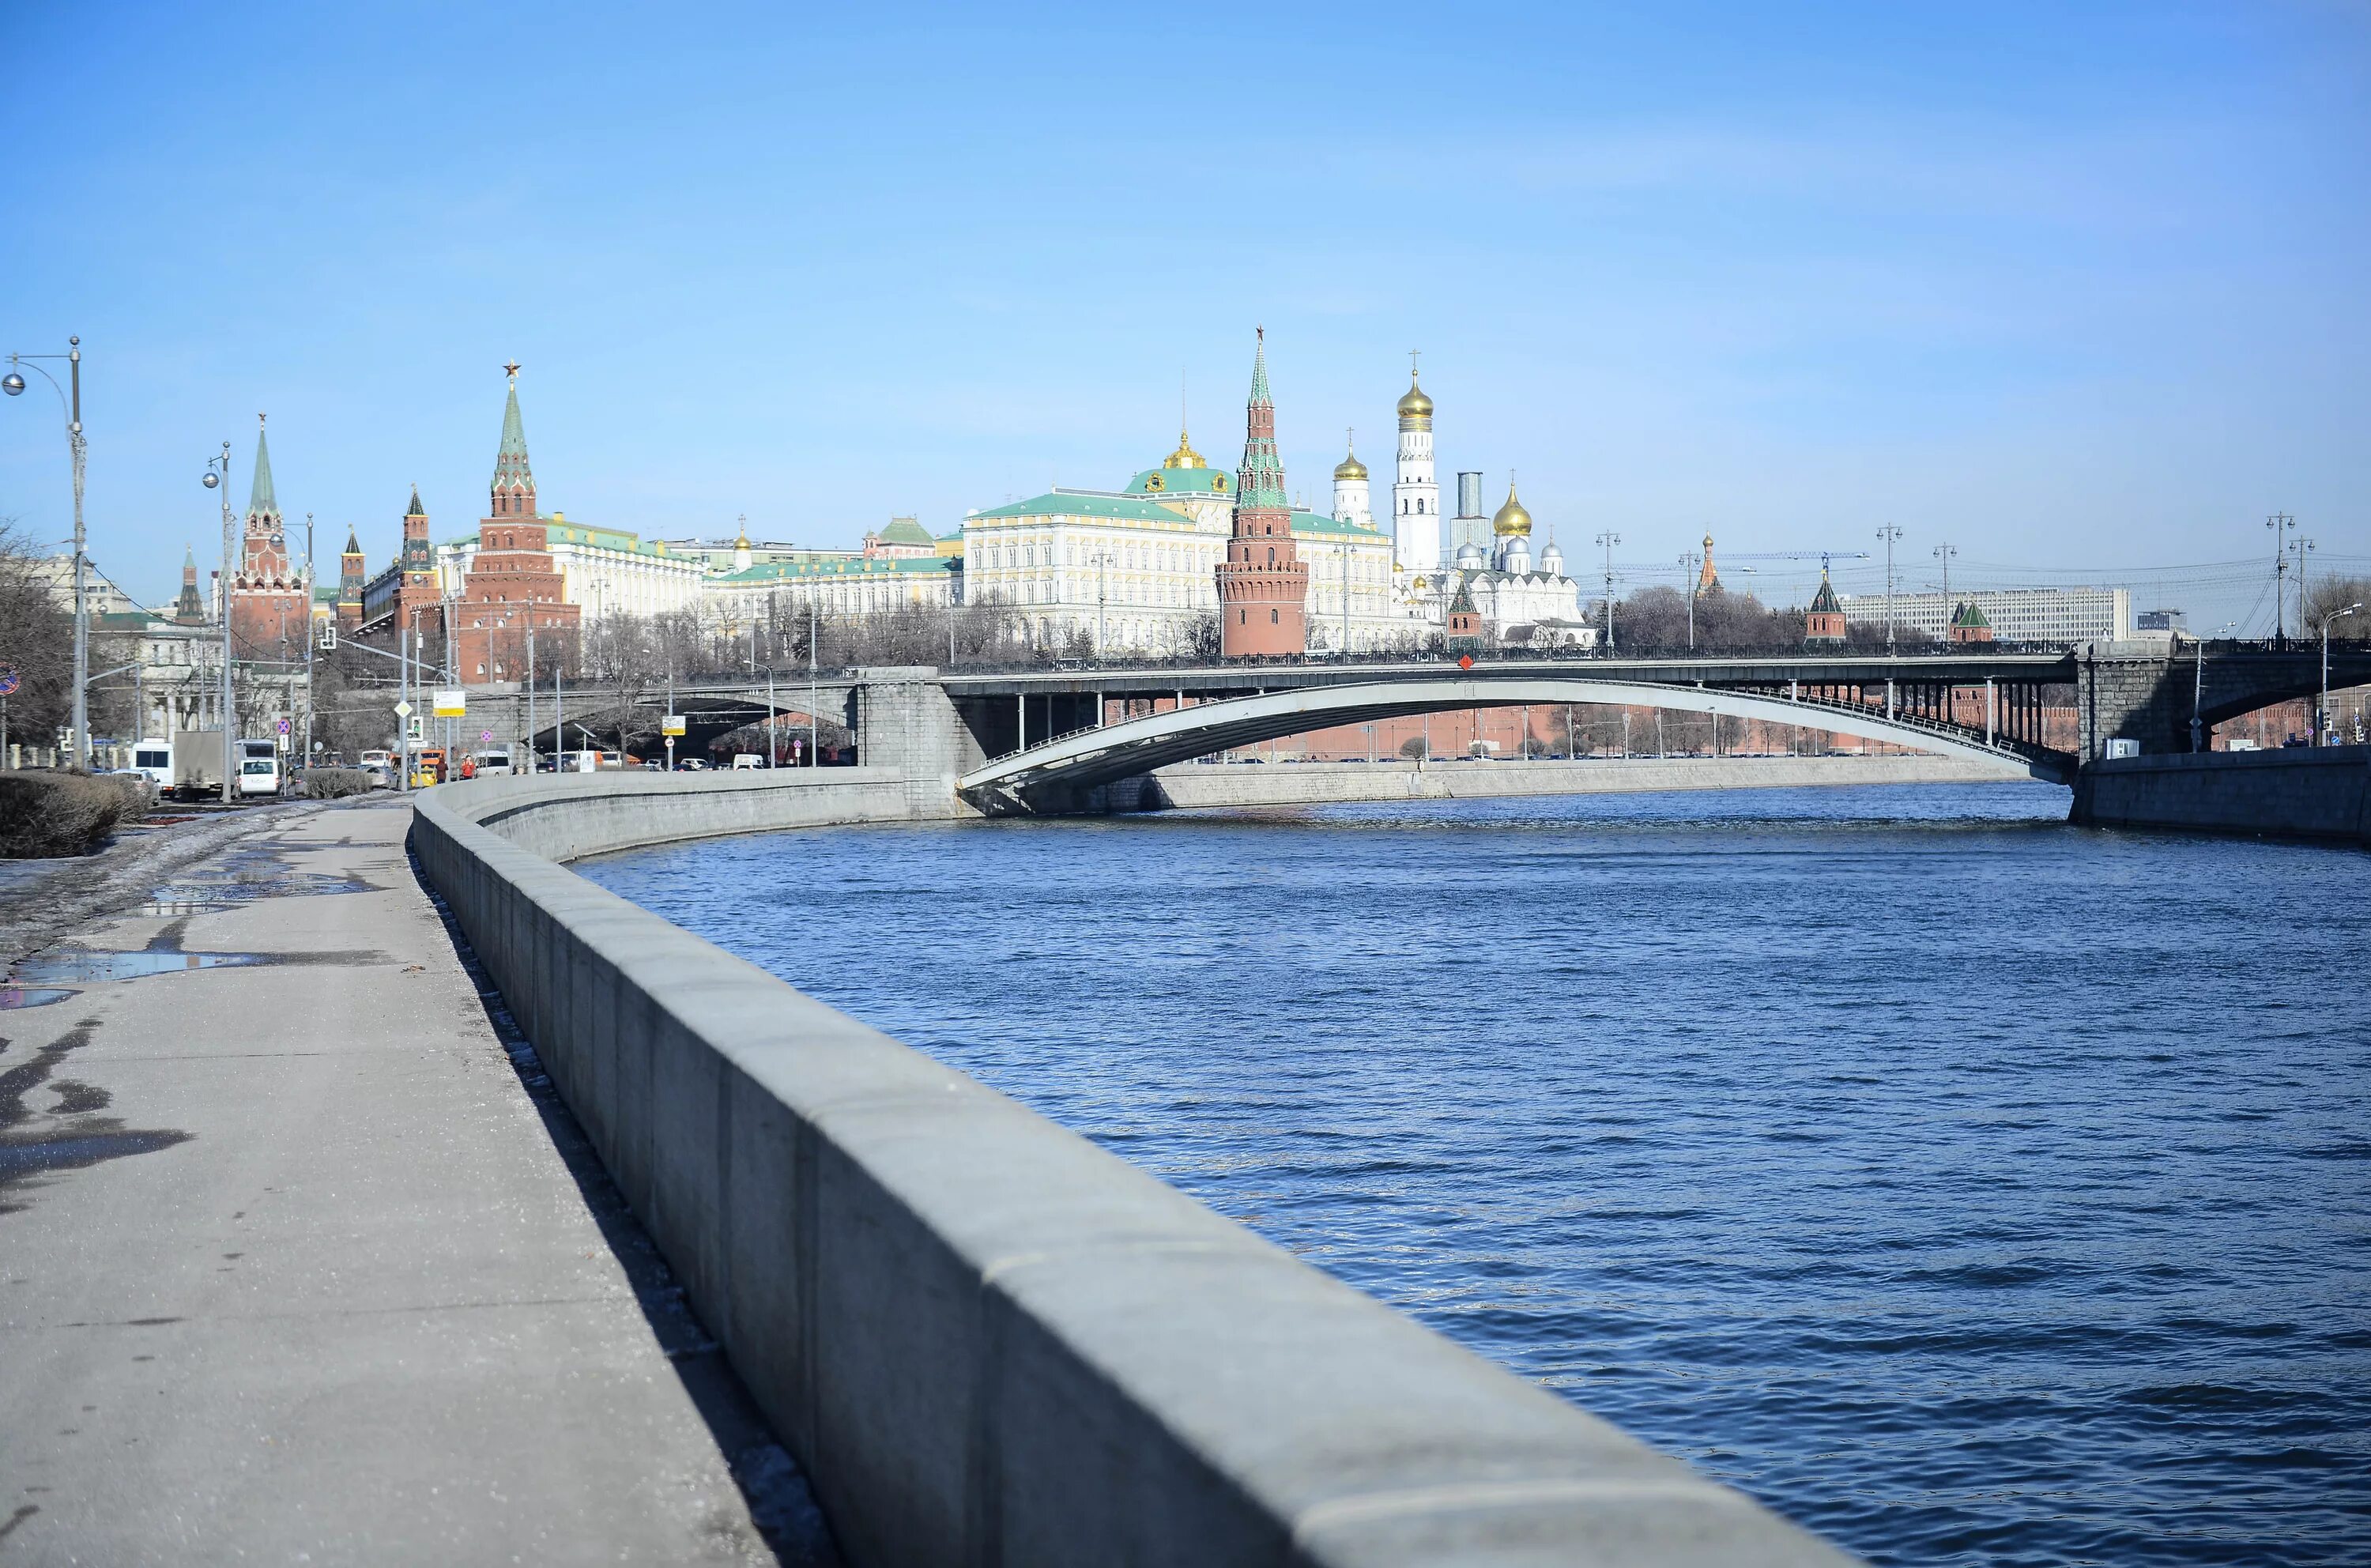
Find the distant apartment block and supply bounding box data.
[1838,585,2132,644]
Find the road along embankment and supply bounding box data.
[1129,752,2029,811]
[416,770,1853,1568]
[2071,746,2371,846]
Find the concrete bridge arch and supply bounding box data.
[957,676,2070,812]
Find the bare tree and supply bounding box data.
[0,518,74,751]
[2306,575,2371,642]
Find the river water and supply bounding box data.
[580,782,2371,1566]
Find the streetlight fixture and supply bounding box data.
[5,338,89,770]
[743,653,776,765]
[2266,513,2297,642]
[2189,620,2237,752]
[201,443,236,803]
[2321,604,2361,747]
[1876,525,1904,654]
[1594,532,1620,652]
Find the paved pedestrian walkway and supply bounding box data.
[0,799,824,1564]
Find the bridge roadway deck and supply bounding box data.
[0,800,818,1564]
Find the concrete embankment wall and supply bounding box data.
[1135,752,2030,811]
[2071,746,2371,846]
[413,771,1850,1568]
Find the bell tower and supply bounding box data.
[1215,329,1309,658]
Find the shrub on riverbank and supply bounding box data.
[0,771,143,858]
[295,767,373,800]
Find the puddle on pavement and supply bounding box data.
[0,987,77,1011]
[1,1019,192,1214]
[137,868,376,918]
[11,951,266,984]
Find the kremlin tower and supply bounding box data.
[228,416,309,660]
[1391,356,1438,575]
[1216,330,1309,658]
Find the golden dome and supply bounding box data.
[1491,479,1532,537]
[1397,375,1434,422]
[1162,428,1206,469]
[1334,447,1367,481]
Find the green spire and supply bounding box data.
[1809,567,1841,615]
[247,416,280,522]
[1235,328,1289,512]
[406,484,425,518]
[499,381,528,459]
[343,526,361,555]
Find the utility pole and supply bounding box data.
[1340,541,1351,660]
[1877,525,1903,654]
[1933,541,1955,629]
[526,628,536,772]
[5,338,90,769]
[201,441,236,804]
[2267,513,2296,641]
[1679,548,1700,649]
[808,598,818,767]
[2322,605,2362,745]
[2290,537,2315,639]
[303,511,317,770]
[1596,532,1620,652]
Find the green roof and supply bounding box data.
[876,517,933,545]
[711,555,956,586]
[1288,509,1387,541]
[971,492,1195,525]
[1951,599,1991,628]
[1125,466,1232,498]
[1809,572,1842,614]
[546,522,677,559]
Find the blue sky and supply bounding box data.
[2,1,2365,612]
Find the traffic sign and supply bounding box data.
[661,714,686,737]
[0,668,18,697]
[393,699,413,718]
[480,729,493,742]
[432,688,467,718]
[276,718,291,734]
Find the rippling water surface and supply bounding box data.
[582,782,2371,1566]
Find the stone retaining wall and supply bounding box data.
[2071,746,2371,845]
[1130,753,2031,811]
[413,771,1851,1567]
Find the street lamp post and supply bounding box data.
[4,338,89,770]
[1678,549,1702,649]
[2321,605,2361,746]
[2267,513,2297,642]
[1877,525,1904,654]
[200,442,236,803]
[1595,532,1620,652]
[1934,541,1956,628]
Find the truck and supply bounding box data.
[169,729,230,800]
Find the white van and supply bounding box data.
[130,738,173,788]
[730,753,763,769]
[237,739,282,798]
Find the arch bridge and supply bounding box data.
[954,663,2074,812]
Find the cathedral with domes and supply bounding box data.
[1363,364,1592,648]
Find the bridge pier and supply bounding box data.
[851,667,982,816]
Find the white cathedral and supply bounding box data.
[1327,364,1593,648]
